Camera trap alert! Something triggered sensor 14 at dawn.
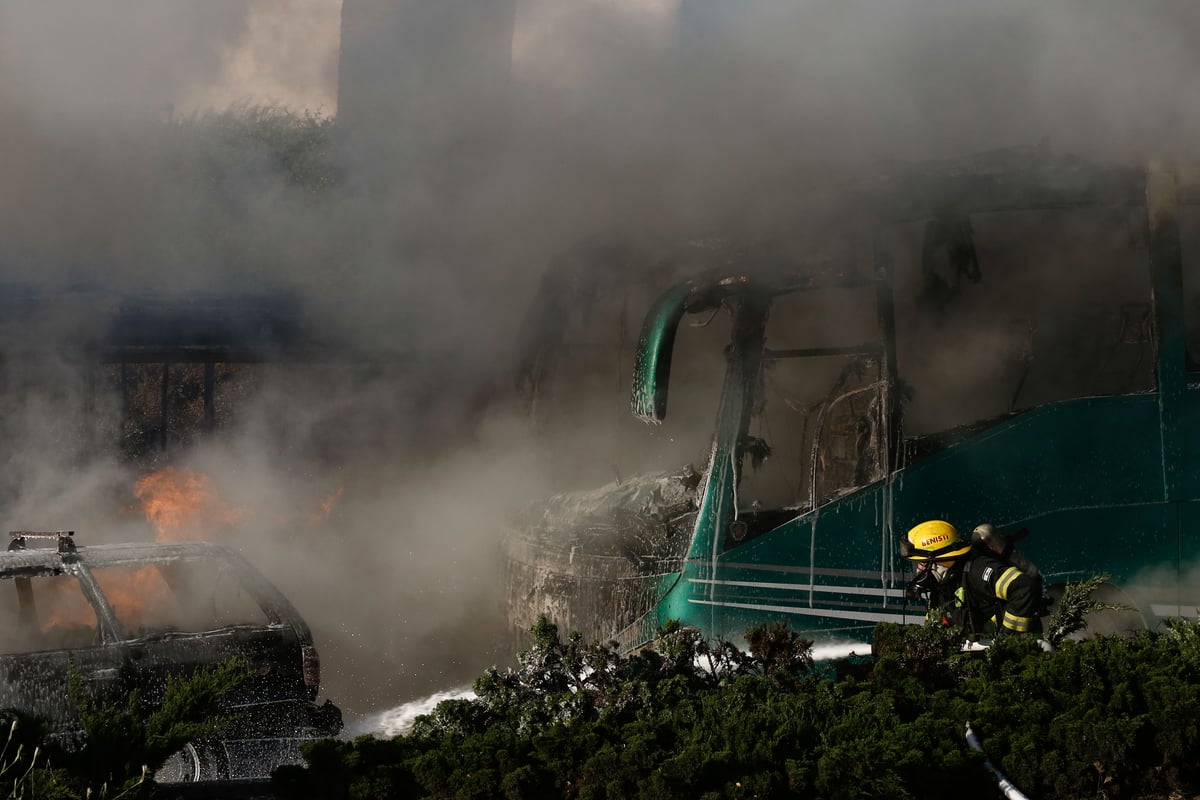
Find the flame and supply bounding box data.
[64,467,341,632]
[34,468,342,636]
[39,576,99,633]
[92,566,171,631]
[40,567,174,635]
[135,466,246,541]
[63,466,242,632]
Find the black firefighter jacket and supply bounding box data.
[926,545,1042,636]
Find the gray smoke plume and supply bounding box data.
[1,0,1199,718]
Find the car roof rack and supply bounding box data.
[8,530,76,553]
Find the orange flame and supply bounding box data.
[40,567,173,635]
[39,576,99,633]
[96,466,247,632]
[88,467,341,629]
[134,466,246,541]
[93,566,172,630]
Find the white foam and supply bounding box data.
[359,641,869,738]
[810,641,869,661]
[361,686,477,738]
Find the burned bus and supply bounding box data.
[506,151,1200,651]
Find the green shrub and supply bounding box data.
[10,658,250,798]
[274,617,1200,800]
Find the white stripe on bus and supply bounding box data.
[689,598,916,624]
[689,578,906,599]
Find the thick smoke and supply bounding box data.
[1,0,1200,719]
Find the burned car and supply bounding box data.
[0,531,341,782]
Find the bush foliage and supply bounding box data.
[4,658,249,799]
[10,619,1200,799]
[274,617,1200,800]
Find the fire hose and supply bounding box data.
[964,722,1029,800]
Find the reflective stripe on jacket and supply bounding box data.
[963,546,1041,635]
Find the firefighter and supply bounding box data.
[971,522,1051,614]
[901,519,1042,637]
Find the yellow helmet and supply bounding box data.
[902,520,971,561]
